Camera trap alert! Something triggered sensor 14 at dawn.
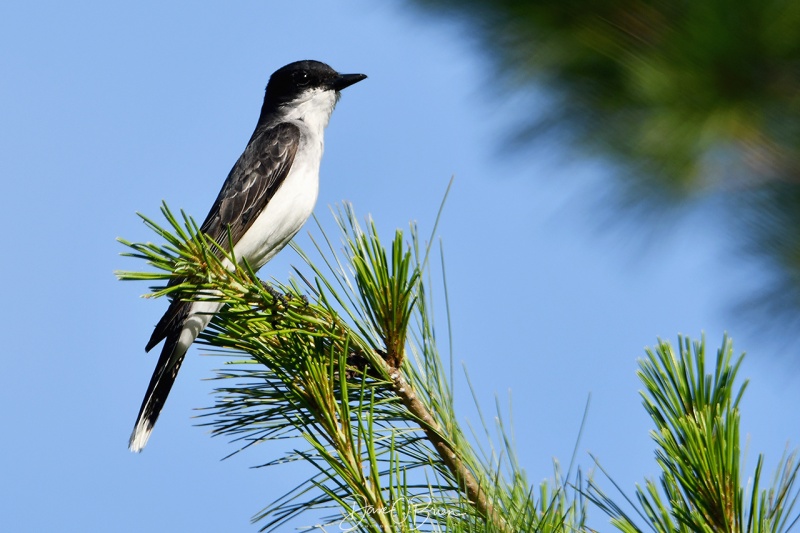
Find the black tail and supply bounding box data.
[129,300,191,452]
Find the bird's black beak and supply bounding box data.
[331,73,367,91]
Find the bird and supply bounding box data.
[129,60,366,452]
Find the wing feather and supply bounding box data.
[200,122,301,247]
[145,122,300,352]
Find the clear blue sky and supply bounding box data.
[2,2,798,531]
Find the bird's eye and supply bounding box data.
[293,71,310,86]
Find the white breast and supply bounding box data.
[231,142,321,270]
[231,88,336,270]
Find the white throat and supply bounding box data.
[282,88,338,138]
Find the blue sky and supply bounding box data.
[2,1,799,531]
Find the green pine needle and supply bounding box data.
[118,199,587,532]
[588,335,800,533]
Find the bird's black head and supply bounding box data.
[263,60,367,109]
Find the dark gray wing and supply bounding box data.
[130,122,301,450]
[199,121,301,246]
[144,122,300,353]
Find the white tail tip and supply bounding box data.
[128,419,154,453]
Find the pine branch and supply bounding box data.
[117,200,587,532]
[587,335,800,533]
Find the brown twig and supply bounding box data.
[386,364,510,533]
